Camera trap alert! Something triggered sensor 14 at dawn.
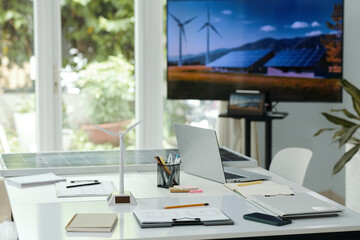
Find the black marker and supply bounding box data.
[66,182,101,188]
[70,180,98,183]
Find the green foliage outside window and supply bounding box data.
[75,54,135,124]
[60,0,134,70]
[1,0,134,70]
[0,0,33,68]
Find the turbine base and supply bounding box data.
[107,191,137,206]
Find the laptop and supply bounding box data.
[174,123,271,183]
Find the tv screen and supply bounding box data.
[166,0,343,102]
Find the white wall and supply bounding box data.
[259,0,360,197]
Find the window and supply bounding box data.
[1,0,163,154]
[60,0,135,151]
[0,0,35,153]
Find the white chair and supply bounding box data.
[269,147,312,186]
[0,125,11,153]
[0,177,17,240]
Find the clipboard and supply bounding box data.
[133,207,234,228]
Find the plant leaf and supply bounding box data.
[330,108,360,120]
[333,144,360,174]
[322,112,357,128]
[314,128,337,136]
[341,79,360,117]
[333,128,346,139]
[339,125,360,147]
[351,96,360,118]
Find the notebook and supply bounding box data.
[248,192,345,218]
[174,123,271,183]
[6,172,66,187]
[65,213,118,232]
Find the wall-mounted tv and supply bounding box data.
[166,0,343,102]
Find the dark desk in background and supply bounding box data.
[219,112,288,170]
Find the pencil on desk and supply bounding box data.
[164,203,209,209]
[236,181,263,187]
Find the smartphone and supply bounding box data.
[243,212,292,226]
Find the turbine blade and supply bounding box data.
[210,24,222,38]
[183,16,197,25]
[207,3,210,21]
[122,120,143,136]
[93,125,119,136]
[168,12,181,25]
[197,24,207,32]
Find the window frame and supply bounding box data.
[33,0,164,151]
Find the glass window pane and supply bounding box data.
[163,99,220,148]
[60,0,135,151]
[0,0,35,153]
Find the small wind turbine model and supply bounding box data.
[94,120,142,205]
[169,12,197,66]
[198,4,222,65]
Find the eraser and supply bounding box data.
[190,189,203,193]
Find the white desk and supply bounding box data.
[6,168,360,240]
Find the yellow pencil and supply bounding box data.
[164,203,209,209]
[157,155,171,176]
[236,181,263,187]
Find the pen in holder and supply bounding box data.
[157,163,180,188]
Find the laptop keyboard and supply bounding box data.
[225,172,245,179]
[220,148,248,161]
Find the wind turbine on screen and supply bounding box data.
[94,120,142,205]
[198,4,222,65]
[169,12,197,66]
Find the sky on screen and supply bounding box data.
[167,0,343,57]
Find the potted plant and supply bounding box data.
[76,54,135,146]
[315,79,360,212]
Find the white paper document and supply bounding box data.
[224,180,294,198]
[133,207,229,223]
[7,173,66,187]
[55,181,116,198]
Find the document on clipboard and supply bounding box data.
[224,180,294,198]
[133,207,234,228]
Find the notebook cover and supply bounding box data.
[65,213,118,232]
[248,192,344,218]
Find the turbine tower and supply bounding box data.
[169,12,197,66]
[198,4,222,65]
[94,120,142,205]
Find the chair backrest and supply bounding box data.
[269,147,312,185]
[0,125,11,153]
[0,177,17,240]
[0,177,12,223]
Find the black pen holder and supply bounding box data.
[157,163,180,188]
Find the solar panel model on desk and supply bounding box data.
[0,148,256,177]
